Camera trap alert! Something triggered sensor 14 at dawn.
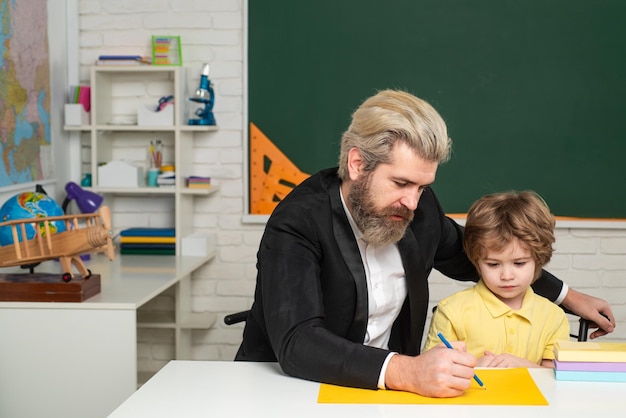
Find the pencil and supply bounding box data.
[437,332,485,388]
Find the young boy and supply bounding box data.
[423,191,570,368]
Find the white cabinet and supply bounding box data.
[64,66,218,384]
[0,255,216,418]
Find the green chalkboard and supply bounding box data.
[249,0,626,218]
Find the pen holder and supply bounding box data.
[147,168,161,187]
[64,103,90,126]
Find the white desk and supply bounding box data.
[0,254,213,418]
[108,361,626,418]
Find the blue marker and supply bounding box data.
[437,332,485,388]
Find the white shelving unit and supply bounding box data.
[65,65,219,254]
[64,65,218,385]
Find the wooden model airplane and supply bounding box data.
[0,206,114,282]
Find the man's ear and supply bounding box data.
[347,148,364,181]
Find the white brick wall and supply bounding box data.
[74,1,626,369]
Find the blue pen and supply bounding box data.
[437,332,485,388]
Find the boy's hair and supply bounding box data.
[463,191,555,280]
[337,89,452,181]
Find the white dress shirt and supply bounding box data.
[340,189,405,388]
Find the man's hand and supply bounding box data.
[561,288,616,339]
[384,342,476,397]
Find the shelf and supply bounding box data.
[91,185,219,195]
[137,311,216,330]
[95,186,176,195]
[91,65,176,74]
[137,311,175,327]
[64,124,218,132]
[180,125,218,132]
[64,124,90,131]
[181,186,219,195]
[95,124,175,131]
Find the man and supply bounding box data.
[235,89,615,397]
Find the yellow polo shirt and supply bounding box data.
[423,280,570,364]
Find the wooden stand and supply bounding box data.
[0,273,101,302]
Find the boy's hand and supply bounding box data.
[477,351,540,368]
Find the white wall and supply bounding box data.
[68,1,626,373]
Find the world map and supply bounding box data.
[0,0,50,187]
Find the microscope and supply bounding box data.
[188,63,216,125]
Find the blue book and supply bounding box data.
[554,369,626,382]
[98,55,144,60]
[120,243,176,250]
[120,227,175,237]
[120,248,175,256]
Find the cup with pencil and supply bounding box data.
[147,139,162,187]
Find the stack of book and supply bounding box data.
[119,227,176,255]
[186,176,211,189]
[553,340,626,382]
[157,171,175,187]
[96,55,151,66]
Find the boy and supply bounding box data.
[423,191,570,368]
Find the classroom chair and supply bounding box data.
[224,310,250,326]
[566,310,590,342]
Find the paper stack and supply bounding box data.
[553,340,626,382]
[119,227,176,255]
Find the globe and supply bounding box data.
[0,192,67,246]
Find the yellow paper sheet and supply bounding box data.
[318,368,548,405]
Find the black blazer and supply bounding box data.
[235,168,563,389]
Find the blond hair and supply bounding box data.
[463,191,555,280]
[337,89,451,181]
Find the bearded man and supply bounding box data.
[235,89,615,398]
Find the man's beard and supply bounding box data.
[348,174,414,246]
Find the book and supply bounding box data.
[554,359,626,372]
[120,227,175,237]
[186,175,211,182]
[77,85,91,112]
[120,248,176,255]
[120,236,176,244]
[554,369,626,383]
[157,172,175,186]
[96,55,150,66]
[554,340,626,363]
[120,243,176,251]
[187,183,211,189]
